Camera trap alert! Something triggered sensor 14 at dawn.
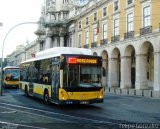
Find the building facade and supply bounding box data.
[7,40,39,66]
[35,0,92,49]
[70,0,160,92]
[7,45,26,66]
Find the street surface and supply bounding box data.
[0,88,160,129]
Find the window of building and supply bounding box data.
[78,34,81,47]
[69,34,72,47]
[79,21,81,29]
[86,17,89,25]
[93,28,97,42]
[127,12,133,32]
[85,31,89,44]
[114,0,119,11]
[114,18,119,36]
[143,6,151,27]
[94,12,97,21]
[103,7,107,17]
[40,41,44,51]
[127,0,133,5]
[103,23,107,39]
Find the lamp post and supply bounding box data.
[0,22,3,96]
[0,22,39,96]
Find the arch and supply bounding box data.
[101,50,108,88]
[93,52,97,56]
[124,45,136,57]
[109,47,121,87]
[140,41,154,54]
[101,50,108,59]
[122,44,136,89]
[111,47,121,58]
[136,41,154,89]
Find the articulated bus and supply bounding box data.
[20,47,104,105]
[3,66,20,88]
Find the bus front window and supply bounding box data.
[5,69,20,81]
[80,66,101,87]
[65,65,101,87]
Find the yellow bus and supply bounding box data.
[3,66,20,88]
[20,47,104,105]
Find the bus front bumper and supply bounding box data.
[58,98,103,105]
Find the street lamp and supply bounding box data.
[0,22,39,96]
[0,22,3,96]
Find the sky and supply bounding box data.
[0,0,44,58]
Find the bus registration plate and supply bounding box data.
[80,101,89,104]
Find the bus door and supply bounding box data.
[28,64,38,93]
[51,63,60,100]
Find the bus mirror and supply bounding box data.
[102,67,106,76]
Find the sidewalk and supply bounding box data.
[105,87,160,99]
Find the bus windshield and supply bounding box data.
[4,69,20,81]
[64,65,101,87]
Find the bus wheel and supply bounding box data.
[44,90,49,104]
[25,86,29,97]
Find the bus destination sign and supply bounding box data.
[68,57,97,64]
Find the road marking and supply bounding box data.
[0,102,117,125]
[1,111,17,114]
[0,105,70,123]
[0,121,47,129]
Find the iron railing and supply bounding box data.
[111,35,120,42]
[91,42,97,48]
[124,31,134,39]
[83,44,89,48]
[100,39,107,46]
[140,26,152,35]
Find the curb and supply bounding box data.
[105,88,160,99]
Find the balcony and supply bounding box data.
[34,28,46,35]
[100,39,107,46]
[140,26,152,35]
[124,31,134,39]
[111,35,120,43]
[83,44,89,48]
[91,42,97,48]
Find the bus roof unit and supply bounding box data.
[21,47,92,63]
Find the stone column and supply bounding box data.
[135,54,148,89]
[61,12,63,20]
[60,36,64,47]
[120,56,132,88]
[108,58,119,87]
[59,27,66,47]
[46,29,52,50]
[46,36,52,49]
[154,52,160,91]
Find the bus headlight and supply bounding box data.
[59,89,69,100]
[99,89,104,98]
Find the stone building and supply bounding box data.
[7,40,38,66]
[35,0,91,49]
[7,45,25,66]
[70,0,160,93]
[35,0,160,92]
